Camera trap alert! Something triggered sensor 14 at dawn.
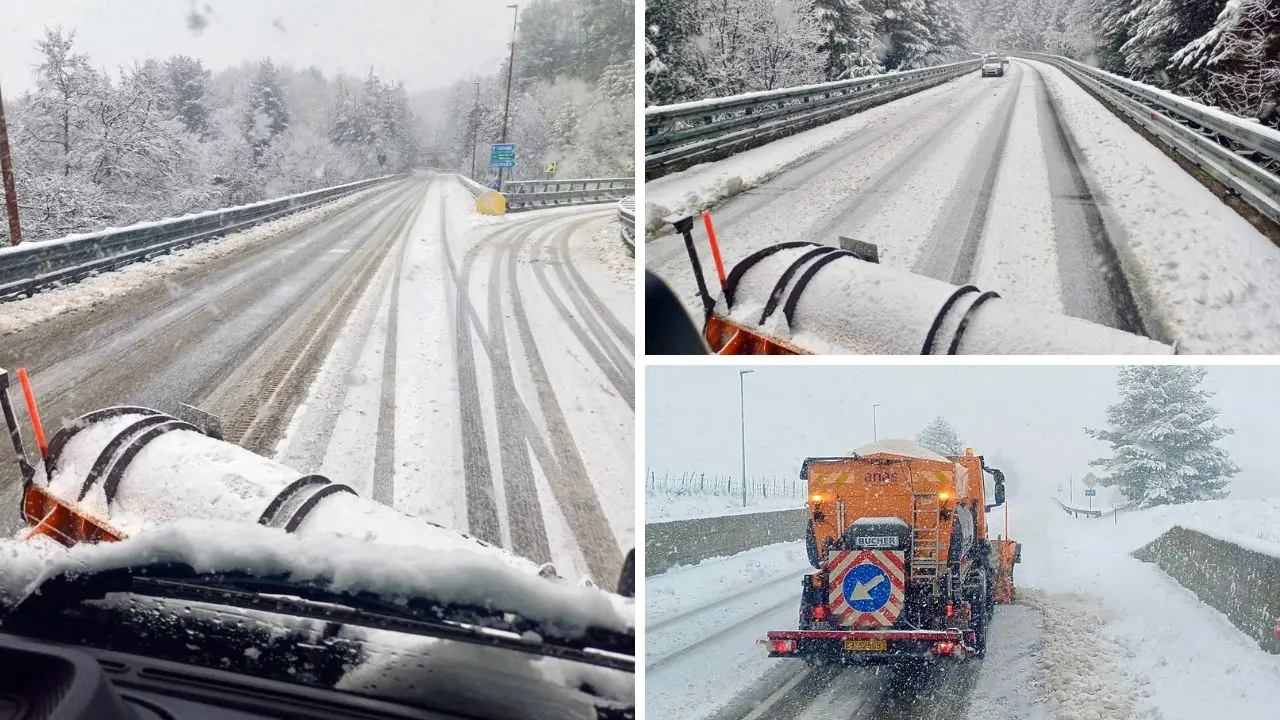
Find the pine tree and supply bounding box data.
[1086,366,1238,509]
[241,58,291,159]
[164,55,212,135]
[646,0,702,104]
[915,417,964,456]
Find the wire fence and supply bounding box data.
[645,470,805,500]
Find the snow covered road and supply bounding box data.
[646,494,1280,719]
[646,61,1280,353]
[0,174,634,585]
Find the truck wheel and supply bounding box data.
[806,520,820,568]
[969,569,991,655]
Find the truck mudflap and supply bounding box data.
[765,629,976,664]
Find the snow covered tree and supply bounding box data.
[915,416,964,456]
[241,58,291,159]
[164,55,211,135]
[813,0,886,79]
[1086,366,1238,509]
[1172,0,1280,116]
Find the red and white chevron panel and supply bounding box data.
[827,548,906,628]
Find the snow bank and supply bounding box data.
[646,540,810,624]
[0,183,389,338]
[0,519,633,635]
[645,493,803,523]
[1030,59,1280,353]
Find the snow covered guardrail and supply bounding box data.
[0,174,404,302]
[1015,52,1280,229]
[1134,525,1280,654]
[618,196,635,254]
[645,59,981,181]
[503,177,635,212]
[457,174,490,198]
[645,508,806,576]
[1052,497,1107,518]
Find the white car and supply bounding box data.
[982,56,1005,78]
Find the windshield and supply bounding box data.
[0,1,635,718]
[645,364,1280,719]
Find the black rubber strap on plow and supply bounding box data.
[781,250,857,330]
[946,291,1001,355]
[724,241,820,310]
[101,419,198,504]
[257,475,332,526]
[79,414,176,501]
[920,285,980,355]
[758,246,838,326]
[49,406,161,477]
[283,483,358,533]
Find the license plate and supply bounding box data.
[843,639,887,652]
[855,536,896,548]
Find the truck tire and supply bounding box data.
[970,569,991,655]
[806,520,820,568]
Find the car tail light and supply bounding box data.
[771,639,797,654]
[811,605,828,621]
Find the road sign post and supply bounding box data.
[1084,488,1096,509]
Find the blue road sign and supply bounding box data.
[842,562,892,613]
[1084,489,1097,497]
[490,143,516,169]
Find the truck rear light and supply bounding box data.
[809,574,823,588]
[946,603,954,618]
[932,641,956,655]
[771,639,797,654]
[811,604,828,621]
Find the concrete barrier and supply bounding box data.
[645,508,807,576]
[1133,525,1280,654]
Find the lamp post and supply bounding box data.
[872,404,881,441]
[469,80,480,180]
[739,370,754,508]
[497,4,519,189]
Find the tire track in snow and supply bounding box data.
[507,217,623,583]
[1027,63,1146,336]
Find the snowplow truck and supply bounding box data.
[766,440,1020,664]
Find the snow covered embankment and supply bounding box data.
[646,505,806,575]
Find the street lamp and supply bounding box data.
[739,370,754,508]
[497,3,519,189]
[469,80,480,180]
[872,404,881,442]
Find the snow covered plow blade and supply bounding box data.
[669,214,1174,355]
[1,367,629,586]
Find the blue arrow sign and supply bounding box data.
[1084,489,1097,497]
[842,562,892,613]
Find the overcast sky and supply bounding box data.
[0,0,530,96]
[646,365,1280,501]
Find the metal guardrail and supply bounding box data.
[503,177,635,212]
[457,174,489,198]
[0,174,404,302]
[618,196,635,254]
[1052,496,1107,518]
[1016,52,1280,228]
[645,59,982,180]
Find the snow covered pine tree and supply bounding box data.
[915,416,965,457]
[1086,366,1239,510]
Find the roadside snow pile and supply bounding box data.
[585,220,633,285]
[1014,495,1280,719]
[645,492,803,523]
[644,79,965,236]
[646,540,809,624]
[0,184,388,338]
[1030,59,1280,353]
[0,519,634,635]
[1101,496,1280,554]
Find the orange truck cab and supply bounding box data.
[767,440,1019,664]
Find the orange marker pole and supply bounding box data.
[701,210,728,292]
[16,368,47,460]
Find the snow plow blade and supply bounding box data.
[765,629,975,664]
[667,211,1174,355]
[991,537,1022,604]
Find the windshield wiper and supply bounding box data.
[5,561,634,673]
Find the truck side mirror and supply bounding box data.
[994,481,1006,506]
[616,548,635,598]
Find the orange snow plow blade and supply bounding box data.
[704,315,806,355]
[22,482,122,546]
[991,537,1021,604]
